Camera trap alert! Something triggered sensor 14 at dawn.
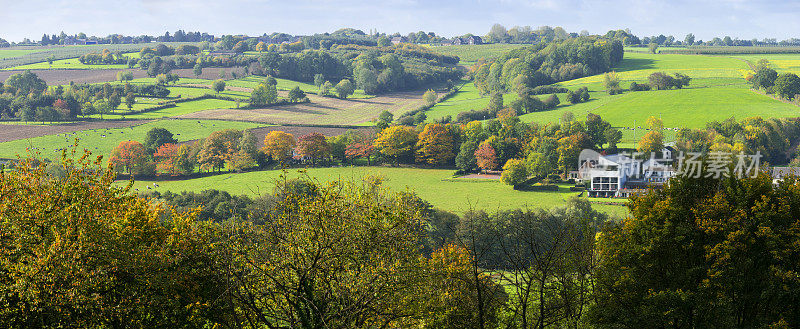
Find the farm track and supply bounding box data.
[0,120,150,143]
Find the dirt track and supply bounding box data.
[0,120,148,143]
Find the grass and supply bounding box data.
[431,44,529,65]
[0,48,49,59]
[127,166,628,216]
[519,84,799,129]
[425,82,520,122]
[88,98,243,120]
[426,50,798,130]
[3,57,129,70]
[0,119,266,160]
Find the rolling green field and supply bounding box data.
[87,98,242,120]
[2,56,131,70]
[0,48,49,59]
[127,166,627,216]
[428,50,799,130]
[432,44,528,64]
[0,119,265,159]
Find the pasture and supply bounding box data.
[0,119,265,160]
[127,166,627,216]
[432,44,528,64]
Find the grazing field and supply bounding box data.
[0,48,49,59]
[3,57,130,70]
[518,84,799,129]
[426,50,799,130]
[0,69,147,85]
[0,119,265,159]
[425,82,521,121]
[0,120,145,143]
[127,166,627,216]
[431,44,528,64]
[88,98,243,120]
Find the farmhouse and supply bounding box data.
[451,36,483,45]
[576,148,676,198]
[391,36,409,45]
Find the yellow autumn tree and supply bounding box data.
[374,125,418,164]
[261,130,296,163]
[416,123,457,166]
[0,149,218,327]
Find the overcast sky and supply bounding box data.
[1,0,798,42]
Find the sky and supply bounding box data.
[1,0,799,42]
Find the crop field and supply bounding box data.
[432,44,528,64]
[0,119,266,160]
[728,54,800,74]
[179,90,430,125]
[127,166,627,216]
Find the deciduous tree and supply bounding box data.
[261,130,295,163]
[416,123,457,166]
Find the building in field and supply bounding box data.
[577,148,676,198]
[391,36,409,45]
[451,36,483,45]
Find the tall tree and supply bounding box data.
[416,123,458,166]
[261,130,296,163]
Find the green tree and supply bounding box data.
[335,79,355,99]
[287,86,305,103]
[488,92,503,113]
[423,89,438,106]
[193,64,202,78]
[125,92,135,111]
[590,173,800,328]
[212,79,226,94]
[774,73,800,100]
[144,127,177,153]
[250,82,278,106]
[313,73,325,88]
[603,71,621,94]
[648,42,659,53]
[500,158,528,188]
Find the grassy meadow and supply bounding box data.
[432,44,528,65]
[128,166,627,216]
[0,119,266,159]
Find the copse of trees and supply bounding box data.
[473,36,624,95]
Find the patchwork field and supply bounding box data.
[127,166,627,216]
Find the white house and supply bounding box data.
[577,148,676,198]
